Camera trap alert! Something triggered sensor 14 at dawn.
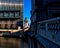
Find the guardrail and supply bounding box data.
[37,17,60,46]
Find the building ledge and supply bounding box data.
[0,29,22,33]
[0,26,22,33]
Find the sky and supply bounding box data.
[24,0,31,24]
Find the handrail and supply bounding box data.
[38,17,60,23]
[37,17,60,46]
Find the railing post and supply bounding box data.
[45,23,48,35]
[28,38,32,48]
[21,39,24,48]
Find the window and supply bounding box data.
[4,5,9,10]
[12,24,16,29]
[4,21,7,24]
[0,5,3,10]
[15,12,20,17]
[10,12,14,17]
[4,12,8,17]
[10,5,15,10]
[0,13,3,17]
[5,24,8,29]
[0,21,1,24]
[11,21,13,24]
[0,24,1,29]
[15,5,20,10]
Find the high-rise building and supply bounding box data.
[0,0,23,33]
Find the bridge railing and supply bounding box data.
[37,17,60,46]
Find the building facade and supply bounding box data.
[0,0,23,33]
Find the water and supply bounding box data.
[0,37,28,48]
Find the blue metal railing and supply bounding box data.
[37,17,60,46]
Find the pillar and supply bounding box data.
[12,20,17,28]
[1,20,5,28]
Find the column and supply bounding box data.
[7,20,11,29]
[0,21,1,29]
[1,20,5,28]
[12,20,17,28]
[0,23,1,29]
[28,38,32,48]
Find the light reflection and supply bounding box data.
[0,37,28,48]
[0,2,23,6]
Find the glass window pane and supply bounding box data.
[15,12,20,17]
[0,21,1,24]
[0,5,2,10]
[0,13,3,17]
[11,21,13,24]
[10,12,14,17]
[4,21,7,24]
[10,5,15,10]
[4,12,8,17]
